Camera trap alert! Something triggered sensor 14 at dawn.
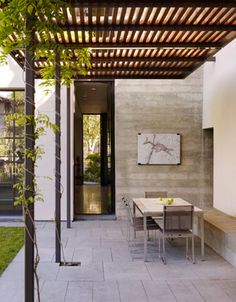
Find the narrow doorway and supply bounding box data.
[74,81,114,217]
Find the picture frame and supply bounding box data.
[137,133,181,165]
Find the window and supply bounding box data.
[0,90,24,215]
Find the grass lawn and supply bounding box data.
[0,227,24,275]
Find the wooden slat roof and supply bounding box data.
[12,0,236,79]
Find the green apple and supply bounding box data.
[166,198,174,204]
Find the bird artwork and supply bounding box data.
[138,133,180,165]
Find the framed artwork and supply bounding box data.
[137,133,181,165]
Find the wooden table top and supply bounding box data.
[133,198,203,216]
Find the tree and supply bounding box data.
[0,0,91,85]
[83,115,100,155]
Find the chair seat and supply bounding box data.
[156,220,193,236]
[133,216,160,231]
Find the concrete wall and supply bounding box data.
[203,38,236,217]
[115,68,213,217]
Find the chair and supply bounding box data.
[121,196,160,245]
[156,205,195,264]
[144,192,167,221]
[145,191,167,198]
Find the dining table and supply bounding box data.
[132,197,205,262]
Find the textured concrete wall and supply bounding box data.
[115,68,213,218]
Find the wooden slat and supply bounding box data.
[129,7,144,42]
[88,6,93,43]
[79,6,86,43]
[123,7,136,42]
[116,7,127,42]
[136,7,153,42]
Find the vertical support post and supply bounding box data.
[100,113,108,186]
[25,20,35,302]
[55,51,61,263]
[67,86,71,228]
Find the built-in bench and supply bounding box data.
[197,208,236,267]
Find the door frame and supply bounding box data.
[73,80,115,217]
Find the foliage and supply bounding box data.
[5,112,57,302]
[5,112,57,207]
[84,153,101,183]
[0,227,24,275]
[0,0,91,86]
[83,115,100,156]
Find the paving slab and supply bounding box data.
[192,280,233,302]
[142,280,176,302]
[40,280,68,302]
[118,280,148,302]
[57,262,104,281]
[167,280,204,302]
[1,220,236,302]
[93,281,120,302]
[104,262,151,280]
[65,281,92,302]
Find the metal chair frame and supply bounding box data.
[157,205,195,264]
[121,196,160,247]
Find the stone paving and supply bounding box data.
[1,220,236,301]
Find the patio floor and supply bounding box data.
[1,220,236,302]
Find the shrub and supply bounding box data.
[84,153,100,182]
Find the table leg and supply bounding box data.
[144,215,147,262]
[133,202,136,239]
[200,213,205,261]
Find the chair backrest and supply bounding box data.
[163,205,194,232]
[122,196,128,206]
[121,196,134,224]
[145,191,167,198]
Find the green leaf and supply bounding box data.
[27,4,33,14]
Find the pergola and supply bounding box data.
[12,0,236,80]
[6,1,236,302]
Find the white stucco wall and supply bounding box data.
[0,56,73,221]
[0,56,24,87]
[203,38,236,216]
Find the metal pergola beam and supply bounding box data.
[70,0,236,7]
[67,86,71,229]
[32,56,216,64]
[56,42,222,48]
[60,24,236,32]
[55,51,61,263]
[35,66,192,73]
[86,67,192,72]
[74,75,185,79]
[25,19,35,302]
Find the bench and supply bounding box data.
[197,208,236,267]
